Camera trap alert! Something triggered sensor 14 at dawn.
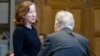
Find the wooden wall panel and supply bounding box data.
[93,38,100,56]
[42,6,54,34]
[94,10,100,32]
[71,9,82,34]
[90,0,100,55]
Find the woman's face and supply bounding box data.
[25,4,37,24]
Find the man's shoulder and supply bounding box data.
[47,31,65,37]
[72,32,83,37]
[72,32,89,43]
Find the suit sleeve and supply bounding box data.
[13,28,27,56]
[38,36,51,56]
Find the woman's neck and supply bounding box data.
[25,23,32,29]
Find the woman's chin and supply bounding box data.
[31,20,36,23]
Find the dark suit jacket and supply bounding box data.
[38,28,89,56]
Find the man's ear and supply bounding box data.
[58,22,63,30]
[57,22,61,27]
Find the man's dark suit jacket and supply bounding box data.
[38,28,89,56]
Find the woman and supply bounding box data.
[13,1,41,56]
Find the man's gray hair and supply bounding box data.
[55,11,75,30]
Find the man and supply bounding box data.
[38,11,89,56]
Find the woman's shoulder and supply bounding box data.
[16,26,24,30]
[14,26,25,33]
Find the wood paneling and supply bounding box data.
[94,32,100,37]
[42,6,54,34]
[90,1,100,56]
[94,10,100,32]
[71,9,82,34]
[48,0,83,2]
[92,7,100,56]
[49,2,83,9]
[93,38,100,56]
